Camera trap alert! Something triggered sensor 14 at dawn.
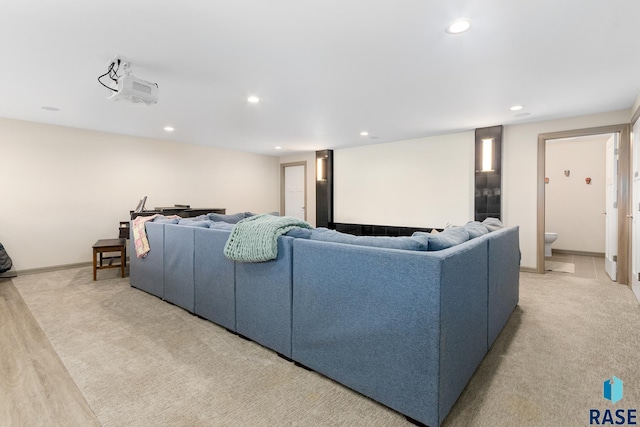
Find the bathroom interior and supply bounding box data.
[544,133,613,280]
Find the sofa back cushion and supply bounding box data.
[311,228,429,251]
[178,219,212,228]
[464,221,489,239]
[482,217,503,231]
[152,216,180,224]
[207,212,247,224]
[414,226,470,251]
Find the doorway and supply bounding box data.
[280,162,307,220]
[544,133,613,278]
[537,124,631,284]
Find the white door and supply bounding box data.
[284,164,306,220]
[632,121,640,301]
[605,134,618,281]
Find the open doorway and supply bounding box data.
[537,124,631,284]
[543,133,613,278]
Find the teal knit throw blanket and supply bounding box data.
[223,214,312,262]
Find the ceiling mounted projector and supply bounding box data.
[98,55,159,106]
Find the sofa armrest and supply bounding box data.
[485,226,520,347]
[437,238,488,423]
[163,224,195,312]
[235,236,295,357]
[129,222,165,298]
[194,228,236,331]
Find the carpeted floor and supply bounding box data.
[9,266,640,426]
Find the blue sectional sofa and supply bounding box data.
[129,218,519,427]
[292,227,519,426]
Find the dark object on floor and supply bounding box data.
[0,242,13,273]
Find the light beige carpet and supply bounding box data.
[12,267,640,426]
[12,268,407,426]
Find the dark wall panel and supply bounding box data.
[475,126,502,221]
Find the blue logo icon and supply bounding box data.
[604,376,624,404]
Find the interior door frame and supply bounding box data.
[280,161,307,219]
[537,124,631,284]
[631,107,640,297]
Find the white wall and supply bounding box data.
[279,152,317,226]
[0,117,280,271]
[334,131,475,228]
[5,108,629,272]
[545,136,607,253]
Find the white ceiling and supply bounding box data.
[2,1,640,156]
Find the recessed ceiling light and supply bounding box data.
[163,126,175,132]
[360,131,369,136]
[247,96,260,103]
[275,146,282,150]
[510,105,524,111]
[446,19,471,34]
[41,106,60,111]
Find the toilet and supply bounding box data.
[544,232,558,257]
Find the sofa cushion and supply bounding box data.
[284,228,312,239]
[415,227,469,251]
[178,219,212,228]
[482,217,504,232]
[311,228,429,251]
[190,214,211,221]
[207,212,247,224]
[464,221,489,238]
[152,216,180,224]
